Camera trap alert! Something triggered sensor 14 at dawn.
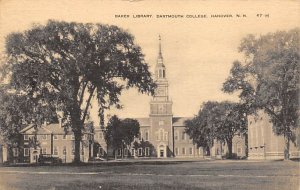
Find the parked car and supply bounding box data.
[89,156,106,162]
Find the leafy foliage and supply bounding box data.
[104,115,140,158]
[2,20,156,163]
[223,28,300,159]
[185,101,247,158]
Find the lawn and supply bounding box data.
[0,160,299,190]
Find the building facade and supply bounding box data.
[93,37,246,159]
[16,122,93,163]
[248,110,300,160]
[2,37,246,163]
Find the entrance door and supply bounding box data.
[160,150,164,157]
[30,149,40,163]
[158,144,166,158]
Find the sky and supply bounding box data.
[0,0,299,125]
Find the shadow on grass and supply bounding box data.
[36,181,211,190]
[1,160,201,168]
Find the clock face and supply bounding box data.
[158,105,165,112]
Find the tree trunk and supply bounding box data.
[206,146,210,156]
[70,105,83,164]
[226,138,233,159]
[284,134,290,160]
[73,131,82,164]
[244,133,248,157]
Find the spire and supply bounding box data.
[158,35,162,59]
[157,35,165,67]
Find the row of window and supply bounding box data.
[174,147,194,155]
[174,131,189,141]
[139,131,150,141]
[24,134,92,141]
[13,146,85,157]
[138,130,190,142]
[114,147,151,157]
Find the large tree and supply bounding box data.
[223,28,300,160]
[185,101,247,158]
[2,20,156,163]
[0,84,57,161]
[104,115,140,159]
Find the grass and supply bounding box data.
[0,160,299,190]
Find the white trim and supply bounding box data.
[42,148,47,154]
[138,148,143,156]
[24,134,29,140]
[53,146,59,155]
[145,147,150,156]
[13,148,19,157]
[24,148,29,156]
[131,148,135,157]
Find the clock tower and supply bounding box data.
[150,35,172,116]
[149,36,173,158]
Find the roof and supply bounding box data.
[21,123,93,134]
[172,117,193,127]
[135,118,150,126]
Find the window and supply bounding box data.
[24,134,29,140]
[42,148,47,154]
[175,148,179,155]
[145,147,150,156]
[53,146,58,155]
[124,148,128,156]
[53,135,58,140]
[138,148,143,156]
[145,131,149,141]
[98,147,104,156]
[24,148,29,156]
[13,148,19,157]
[189,147,193,155]
[182,147,186,155]
[63,146,67,155]
[138,132,142,141]
[81,145,84,155]
[117,149,122,156]
[174,131,179,140]
[164,132,168,141]
[131,148,135,156]
[159,129,164,141]
[237,148,242,154]
[163,70,165,78]
[62,135,67,140]
[182,132,186,140]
